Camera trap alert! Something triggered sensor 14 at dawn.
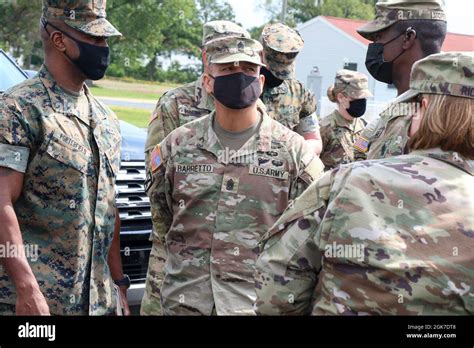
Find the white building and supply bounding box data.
[295,16,474,121]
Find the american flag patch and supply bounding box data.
[151,145,162,172]
[354,135,369,153]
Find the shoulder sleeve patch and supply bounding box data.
[354,135,369,153]
[150,144,164,173]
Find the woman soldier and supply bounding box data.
[255,52,474,315]
[319,69,373,170]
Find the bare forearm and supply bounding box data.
[0,199,39,292]
[304,138,323,155]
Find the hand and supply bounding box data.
[119,287,131,316]
[16,286,50,316]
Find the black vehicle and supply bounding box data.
[0,49,152,309]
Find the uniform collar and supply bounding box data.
[333,110,365,132]
[199,104,272,162]
[195,74,214,111]
[411,148,474,176]
[38,65,98,124]
[263,79,289,96]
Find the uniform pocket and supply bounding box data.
[45,131,90,175]
[105,146,121,178]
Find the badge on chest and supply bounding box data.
[175,163,214,174]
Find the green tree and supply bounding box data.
[106,0,236,81]
[197,0,236,24]
[0,0,42,69]
[257,0,376,28]
[0,0,236,83]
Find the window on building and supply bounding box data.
[343,62,358,71]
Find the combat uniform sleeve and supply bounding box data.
[146,140,173,244]
[0,97,33,173]
[145,93,180,169]
[293,87,319,136]
[142,137,174,316]
[255,171,334,315]
[353,117,381,161]
[292,139,325,199]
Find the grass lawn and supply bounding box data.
[110,106,151,128]
[90,86,160,100]
[90,77,180,100]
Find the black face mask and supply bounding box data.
[365,30,409,84]
[210,72,261,109]
[44,21,110,80]
[261,66,284,88]
[346,98,367,118]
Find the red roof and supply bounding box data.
[322,16,474,52]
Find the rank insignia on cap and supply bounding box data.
[354,135,369,153]
[151,145,163,173]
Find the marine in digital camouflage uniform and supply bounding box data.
[145,36,325,315]
[254,52,474,315]
[259,23,322,153]
[353,0,447,160]
[140,20,251,316]
[0,0,122,315]
[319,70,372,170]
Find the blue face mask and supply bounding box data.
[43,19,110,80]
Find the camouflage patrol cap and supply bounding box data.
[357,0,446,41]
[334,69,373,99]
[206,36,265,67]
[42,0,121,37]
[261,23,304,80]
[202,20,250,47]
[394,52,474,104]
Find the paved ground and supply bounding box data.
[97,96,156,110]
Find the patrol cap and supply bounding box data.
[334,69,373,99]
[202,20,250,47]
[42,0,121,38]
[206,36,265,67]
[393,52,474,104]
[357,0,446,41]
[261,22,304,80]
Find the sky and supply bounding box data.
[227,0,474,35]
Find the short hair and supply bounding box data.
[392,19,447,56]
[409,94,474,159]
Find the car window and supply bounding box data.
[0,52,27,92]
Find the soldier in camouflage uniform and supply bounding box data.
[141,20,251,316]
[254,52,474,315]
[144,36,325,315]
[0,0,127,315]
[319,70,373,170]
[145,21,250,162]
[260,23,322,155]
[353,0,447,160]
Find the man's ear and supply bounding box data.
[402,28,417,50]
[50,30,67,52]
[259,71,265,90]
[203,73,214,95]
[201,50,208,71]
